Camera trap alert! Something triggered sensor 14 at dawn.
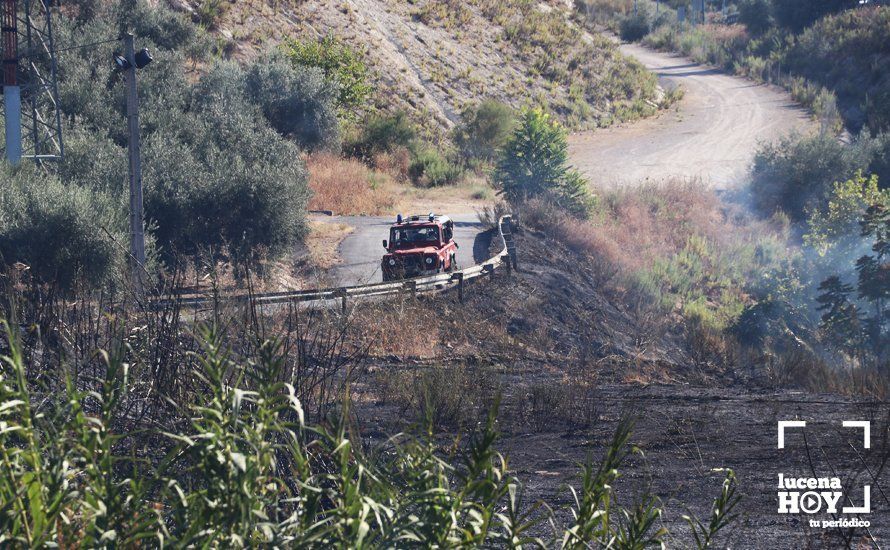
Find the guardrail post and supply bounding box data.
[483,263,495,281]
[504,255,512,277]
[500,216,518,271]
[337,288,347,314]
[407,280,417,298]
[451,272,464,303]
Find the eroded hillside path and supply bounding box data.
[569,42,817,188]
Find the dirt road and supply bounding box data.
[327,43,817,285]
[569,43,817,188]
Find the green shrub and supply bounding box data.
[737,0,772,35]
[143,95,309,264]
[408,147,463,187]
[868,132,890,186]
[487,0,662,128]
[453,99,515,164]
[190,59,340,152]
[750,133,871,220]
[494,109,594,217]
[69,0,100,22]
[284,34,372,118]
[350,111,417,157]
[866,89,890,134]
[785,7,890,132]
[59,126,128,193]
[245,56,341,151]
[619,11,652,41]
[804,171,889,257]
[114,0,200,51]
[49,2,314,277]
[0,164,124,290]
[195,0,228,29]
[771,0,856,32]
[615,1,890,134]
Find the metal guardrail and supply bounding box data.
[157,216,517,311]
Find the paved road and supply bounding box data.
[569,42,817,189]
[329,214,487,286]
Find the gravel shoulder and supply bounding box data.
[569,42,818,189]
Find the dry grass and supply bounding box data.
[307,153,496,217]
[372,147,411,182]
[351,299,444,359]
[529,180,779,277]
[307,153,399,215]
[523,181,720,267]
[344,288,519,361]
[396,176,497,214]
[592,181,726,271]
[522,180,788,333]
[305,220,353,270]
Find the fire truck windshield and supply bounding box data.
[390,226,440,246]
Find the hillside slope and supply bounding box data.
[171,0,665,130]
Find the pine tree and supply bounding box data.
[816,276,864,357]
[494,109,594,217]
[856,203,890,354]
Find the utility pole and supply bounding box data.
[124,32,146,294]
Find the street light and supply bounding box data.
[134,48,153,69]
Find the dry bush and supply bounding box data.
[521,198,621,287]
[476,201,511,229]
[522,181,781,328]
[685,313,727,369]
[756,347,890,399]
[350,298,443,359]
[346,287,519,362]
[372,146,411,182]
[372,362,498,429]
[619,278,672,355]
[307,152,398,215]
[596,181,725,271]
[519,369,600,432]
[521,180,733,276]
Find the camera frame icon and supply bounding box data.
[776,420,871,515]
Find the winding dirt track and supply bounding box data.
[330,42,818,286]
[569,42,817,189]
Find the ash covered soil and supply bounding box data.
[349,227,890,548]
[500,386,890,548]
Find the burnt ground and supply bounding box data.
[346,227,890,548]
[500,386,890,548]
[355,383,890,548]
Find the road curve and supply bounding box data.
[329,214,487,286]
[569,42,817,189]
[326,43,818,286]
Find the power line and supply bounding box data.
[16,36,119,59]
